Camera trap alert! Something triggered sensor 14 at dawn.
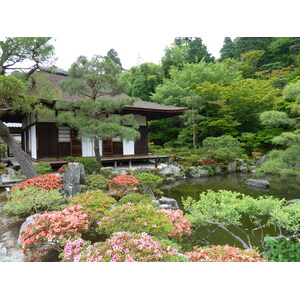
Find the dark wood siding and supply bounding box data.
[113,141,123,156]
[37,123,58,158]
[59,142,71,158]
[71,130,82,156]
[135,126,148,155]
[103,140,112,157]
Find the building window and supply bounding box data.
[58,127,71,142]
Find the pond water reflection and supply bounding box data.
[161,173,300,249]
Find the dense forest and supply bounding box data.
[119,37,300,176]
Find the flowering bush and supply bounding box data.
[19,205,89,261]
[97,203,174,240]
[58,164,68,173]
[109,174,139,197]
[185,245,264,262]
[4,186,66,219]
[69,190,116,221]
[252,152,262,157]
[81,174,110,192]
[12,174,63,191]
[157,209,191,241]
[61,232,186,262]
[198,158,216,165]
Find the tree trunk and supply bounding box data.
[0,119,38,179]
[93,137,102,164]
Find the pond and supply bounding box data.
[161,173,300,250]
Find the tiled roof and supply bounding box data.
[43,71,186,112]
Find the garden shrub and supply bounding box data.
[64,156,102,174]
[109,174,139,198]
[135,173,164,195]
[34,162,52,175]
[69,190,116,221]
[81,174,110,192]
[12,174,63,191]
[0,162,8,175]
[201,165,215,176]
[185,245,265,262]
[97,202,174,240]
[61,232,186,262]
[156,209,192,241]
[4,186,66,219]
[118,193,153,206]
[202,135,244,163]
[198,158,216,165]
[19,205,89,261]
[264,237,300,262]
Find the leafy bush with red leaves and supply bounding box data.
[12,174,63,191]
[198,158,216,165]
[185,245,264,262]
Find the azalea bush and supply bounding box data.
[135,173,164,195]
[118,192,153,206]
[61,232,186,262]
[19,205,89,261]
[81,174,110,192]
[58,164,68,173]
[69,190,116,221]
[109,174,140,198]
[97,202,174,240]
[185,245,264,262]
[12,174,63,191]
[157,209,192,241]
[4,186,66,219]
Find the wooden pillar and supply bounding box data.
[129,160,132,169]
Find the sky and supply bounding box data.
[52,35,227,71]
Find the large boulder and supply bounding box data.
[287,199,300,206]
[227,162,237,173]
[152,196,179,210]
[256,156,269,166]
[62,162,85,197]
[160,165,182,181]
[245,179,269,188]
[238,166,249,173]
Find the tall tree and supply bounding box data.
[57,55,140,163]
[107,48,123,69]
[161,37,214,78]
[0,37,56,179]
[219,37,236,61]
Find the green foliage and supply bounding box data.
[64,157,102,174]
[4,187,65,219]
[264,237,300,262]
[69,190,116,221]
[183,190,300,250]
[81,174,110,192]
[118,192,153,206]
[34,162,52,175]
[97,202,174,240]
[202,135,244,162]
[135,172,164,195]
[200,165,215,176]
[258,145,300,177]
